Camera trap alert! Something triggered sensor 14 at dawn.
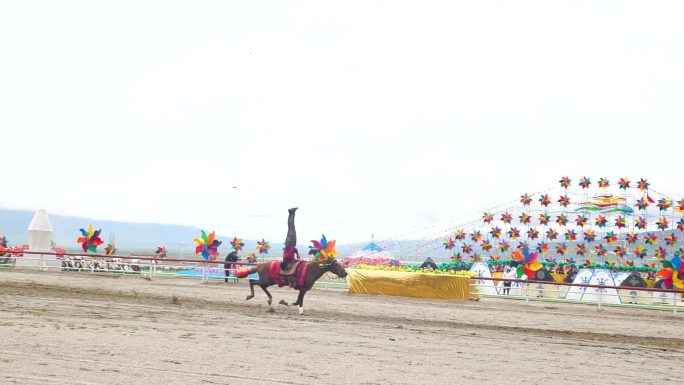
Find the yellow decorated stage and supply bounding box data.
[347,269,474,300]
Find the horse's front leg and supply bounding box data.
[260,284,273,305]
[246,280,255,301]
[296,289,306,315]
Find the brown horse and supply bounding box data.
[243,259,347,315]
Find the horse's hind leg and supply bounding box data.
[260,285,273,305]
[246,280,256,301]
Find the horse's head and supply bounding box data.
[327,258,348,279]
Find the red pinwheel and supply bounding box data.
[637,178,649,191]
[482,212,494,224]
[558,195,571,208]
[508,227,521,239]
[614,216,626,229]
[559,176,571,189]
[520,193,532,206]
[575,243,587,256]
[527,228,539,240]
[538,213,550,226]
[604,231,618,244]
[443,238,455,250]
[618,178,630,190]
[614,246,628,258]
[537,241,550,254]
[480,240,493,252]
[635,216,648,230]
[519,213,531,225]
[598,178,610,188]
[594,244,607,257]
[583,230,596,242]
[498,241,510,252]
[454,229,466,241]
[546,228,558,240]
[665,233,678,246]
[76,225,104,253]
[655,247,668,260]
[500,212,513,224]
[635,197,649,210]
[634,246,647,259]
[578,177,591,189]
[644,233,658,245]
[461,243,473,254]
[677,218,684,233]
[657,217,669,231]
[556,214,568,226]
[230,237,245,252]
[594,215,607,228]
[470,231,482,243]
[490,226,502,239]
[539,194,551,207]
[626,232,639,244]
[256,239,271,255]
[564,230,577,242]
[555,243,568,256]
[575,215,588,228]
[657,198,672,211]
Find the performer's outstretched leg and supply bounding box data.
[282,207,298,269]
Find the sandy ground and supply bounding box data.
[1,270,683,385]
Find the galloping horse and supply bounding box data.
[240,259,347,315]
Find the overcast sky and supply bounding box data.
[1,1,683,245]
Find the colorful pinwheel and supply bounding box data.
[527,227,539,240]
[618,178,630,190]
[498,241,510,252]
[657,217,669,231]
[678,199,684,212]
[310,235,339,261]
[155,246,168,258]
[454,229,466,241]
[480,240,493,252]
[594,215,607,228]
[519,213,531,225]
[230,237,245,252]
[635,197,649,210]
[537,241,550,254]
[558,195,570,208]
[559,176,571,189]
[443,238,455,250]
[614,216,626,229]
[246,252,257,263]
[490,226,502,239]
[564,229,577,242]
[626,232,639,245]
[634,246,647,259]
[604,231,618,244]
[538,213,550,226]
[539,194,551,207]
[512,247,543,278]
[500,212,513,224]
[598,178,610,188]
[614,246,628,258]
[546,228,558,240]
[594,244,607,257]
[677,218,684,233]
[635,216,648,230]
[657,198,672,211]
[462,243,473,254]
[76,225,104,253]
[556,214,568,226]
[0,233,7,246]
[655,247,668,260]
[578,177,591,189]
[555,243,568,256]
[583,230,596,242]
[665,233,678,247]
[470,231,482,243]
[575,215,588,228]
[656,256,684,290]
[520,193,532,206]
[517,241,530,251]
[644,232,658,245]
[482,212,494,224]
[105,243,116,255]
[575,243,587,256]
[193,230,222,260]
[507,227,521,239]
[637,178,649,191]
[256,239,271,255]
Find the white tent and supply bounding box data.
[470,262,498,296]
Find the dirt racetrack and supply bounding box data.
[1,269,683,385]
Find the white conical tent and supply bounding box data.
[16,209,61,270]
[470,262,498,295]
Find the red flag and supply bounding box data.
[647,194,655,204]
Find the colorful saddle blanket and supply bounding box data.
[269,260,309,289]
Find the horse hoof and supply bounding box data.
[279,300,289,306]
[246,295,253,301]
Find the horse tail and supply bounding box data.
[236,265,257,279]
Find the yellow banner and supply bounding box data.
[347,269,474,300]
